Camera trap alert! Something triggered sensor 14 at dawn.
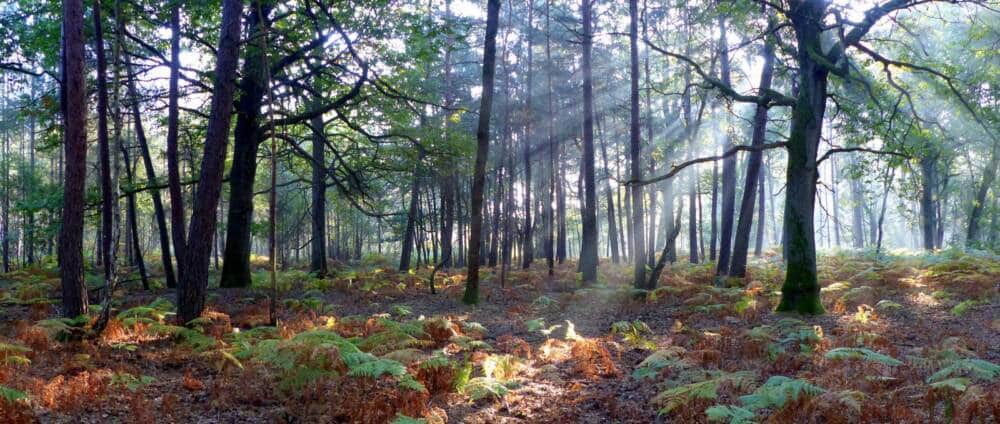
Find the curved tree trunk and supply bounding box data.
[177,0,243,324]
[463,0,501,305]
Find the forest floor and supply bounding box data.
[0,249,998,423]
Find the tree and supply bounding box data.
[464,0,501,305]
[59,0,88,318]
[628,0,646,288]
[176,0,243,324]
[577,0,598,285]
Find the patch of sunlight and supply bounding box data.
[912,292,941,307]
[822,281,852,293]
[564,320,582,341]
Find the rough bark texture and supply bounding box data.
[177,0,243,324]
[776,1,828,315]
[464,0,500,305]
[94,0,115,288]
[219,2,271,288]
[60,0,89,317]
[920,150,938,251]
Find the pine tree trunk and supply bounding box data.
[59,0,90,317]
[310,114,328,277]
[176,0,243,324]
[628,0,646,287]
[464,0,501,305]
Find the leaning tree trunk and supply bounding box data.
[728,17,775,278]
[177,0,243,324]
[463,0,500,305]
[125,57,177,289]
[59,0,89,317]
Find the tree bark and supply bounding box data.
[727,16,775,278]
[775,3,829,315]
[464,0,501,305]
[166,3,186,271]
[578,0,599,284]
[715,17,737,276]
[628,0,647,287]
[219,1,271,288]
[94,0,115,289]
[60,0,89,317]
[521,0,534,270]
[919,150,938,251]
[310,114,328,277]
[176,0,243,324]
[124,56,177,289]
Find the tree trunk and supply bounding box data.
[310,114,328,277]
[728,17,775,278]
[400,157,422,271]
[177,0,243,324]
[578,0,598,285]
[59,0,89,317]
[220,1,271,288]
[544,0,555,276]
[598,116,620,264]
[166,3,186,272]
[967,143,998,247]
[124,56,177,289]
[775,8,829,314]
[715,16,736,277]
[919,151,938,251]
[849,157,866,248]
[521,1,534,270]
[94,0,115,292]
[464,0,501,305]
[628,0,646,287]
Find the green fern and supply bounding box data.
[653,370,756,414]
[347,358,407,379]
[0,385,27,403]
[611,320,656,350]
[927,358,1000,383]
[632,346,690,380]
[738,376,824,411]
[390,414,427,424]
[463,377,517,401]
[705,404,756,423]
[0,342,31,368]
[824,347,903,366]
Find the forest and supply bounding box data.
[0,0,998,422]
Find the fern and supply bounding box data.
[0,385,27,403]
[347,358,407,379]
[481,354,521,381]
[824,347,903,366]
[390,414,427,424]
[738,376,824,411]
[463,377,517,401]
[653,370,756,414]
[705,404,756,423]
[0,342,31,368]
[927,358,1000,383]
[633,346,690,380]
[611,320,656,350]
[929,377,970,392]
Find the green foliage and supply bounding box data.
[653,370,756,414]
[0,385,28,403]
[927,358,1000,383]
[34,315,89,340]
[531,295,558,309]
[462,377,517,401]
[390,415,427,424]
[737,376,825,410]
[633,346,690,380]
[705,405,756,424]
[0,342,31,367]
[110,373,156,392]
[824,347,903,366]
[611,320,656,350]
[950,299,987,315]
